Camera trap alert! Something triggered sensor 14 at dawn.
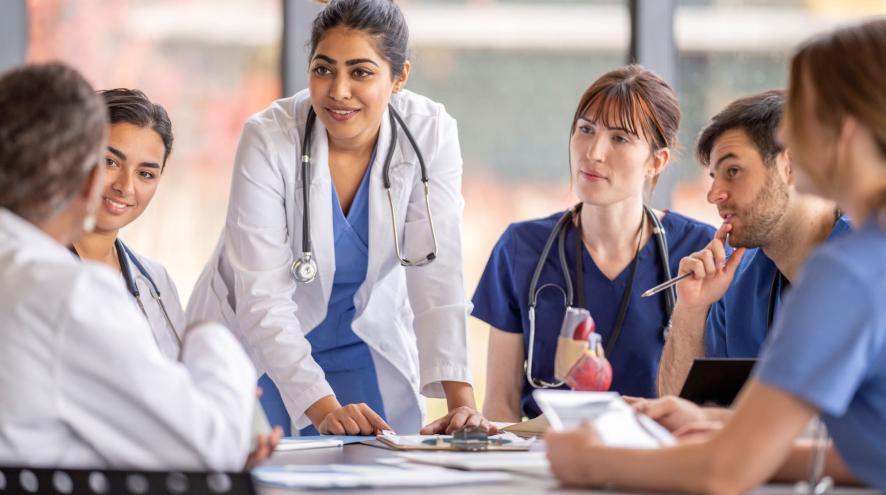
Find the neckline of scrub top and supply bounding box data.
[576,211,670,285]
[330,146,376,247]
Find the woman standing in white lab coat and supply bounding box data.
[0,63,256,471]
[188,0,486,436]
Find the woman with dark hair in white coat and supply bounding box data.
[188,0,487,436]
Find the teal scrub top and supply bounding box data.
[755,215,886,489]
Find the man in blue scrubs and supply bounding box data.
[657,90,851,395]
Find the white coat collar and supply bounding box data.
[0,208,74,262]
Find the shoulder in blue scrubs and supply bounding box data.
[472,209,715,418]
[704,216,852,358]
[754,215,886,490]
[259,158,385,436]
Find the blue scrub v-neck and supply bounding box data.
[259,154,385,436]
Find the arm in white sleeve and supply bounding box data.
[59,271,256,471]
[224,118,333,428]
[402,108,472,398]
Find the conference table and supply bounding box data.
[256,441,880,495]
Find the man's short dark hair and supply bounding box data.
[0,63,107,222]
[696,89,785,168]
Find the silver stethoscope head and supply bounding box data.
[292,104,437,285]
[291,252,318,283]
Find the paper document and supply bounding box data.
[533,390,675,449]
[501,414,550,438]
[252,464,511,489]
[275,437,343,452]
[376,431,535,451]
[394,451,551,477]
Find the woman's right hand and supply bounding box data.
[627,396,705,433]
[317,403,392,435]
[676,223,746,310]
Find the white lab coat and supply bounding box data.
[119,241,187,361]
[0,208,256,471]
[187,89,472,433]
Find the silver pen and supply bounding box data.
[640,271,693,298]
[641,232,732,299]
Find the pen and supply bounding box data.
[641,232,732,299]
[640,271,692,298]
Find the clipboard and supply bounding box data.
[375,431,534,452]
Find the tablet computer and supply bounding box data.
[678,358,757,407]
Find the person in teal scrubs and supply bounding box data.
[545,18,886,492]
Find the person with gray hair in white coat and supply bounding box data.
[0,63,256,471]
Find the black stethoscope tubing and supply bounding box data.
[525,203,675,388]
[292,103,436,284]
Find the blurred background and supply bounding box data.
[4,0,883,419]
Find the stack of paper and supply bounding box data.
[252,464,511,489]
[275,435,373,452]
[393,451,551,477]
[275,438,343,452]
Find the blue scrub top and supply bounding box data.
[260,157,384,436]
[472,210,715,418]
[754,215,886,490]
[704,217,852,358]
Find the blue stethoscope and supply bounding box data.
[114,239,180,346]
[71,240,180,346]
[291,104,438,284]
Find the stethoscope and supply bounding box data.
[291,104,438,284]
[526,203,676,389]
[70,240,180,347]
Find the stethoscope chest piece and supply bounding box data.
[291,253,318,283]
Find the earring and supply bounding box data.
[82,209,97,233]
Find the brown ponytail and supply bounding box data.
[787,18,886,220]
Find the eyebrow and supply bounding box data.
[107,146,161,169]
[312,54,380,68]
[713,152,739,170]
[577,117,637,136]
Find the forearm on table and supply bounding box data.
[772,441,860,485]
[441,381,477,410]
[585,442,721,493]
[657,303,709,396]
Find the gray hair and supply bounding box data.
[0,63,108,223]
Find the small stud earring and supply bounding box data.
[82,210,97,233]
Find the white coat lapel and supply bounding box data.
[310,116,335,305]
[361,107,408,304]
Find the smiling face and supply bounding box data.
[94,122,165,234]
[308,26,409,151]
[569,106,667,207]
[707,128,790,248]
